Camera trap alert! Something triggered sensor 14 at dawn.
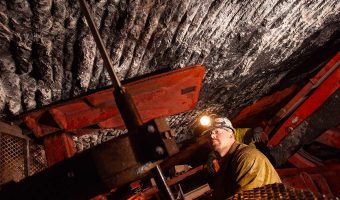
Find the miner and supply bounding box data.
[199,115,281,199]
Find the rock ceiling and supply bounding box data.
[0,0,339,148]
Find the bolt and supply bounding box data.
[287,127,294,133]
[67,171,75,178]
[155,146,164,155]
[147,124,156,133]
[164,131,171,139]
[170,129,177,137]
[291,116,299,124]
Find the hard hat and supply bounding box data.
[196,115,234,136]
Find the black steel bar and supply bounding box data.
[152,165,175,200]
[113,87,144,131]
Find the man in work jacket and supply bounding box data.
[202,116,281,199]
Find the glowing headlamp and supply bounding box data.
[196,114,235,136]
[199,115,212,126]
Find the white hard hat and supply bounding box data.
[200,116,234,135]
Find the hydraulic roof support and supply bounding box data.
[0,1,206,199]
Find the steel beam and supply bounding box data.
[268,63,339,147]
[315,127,340,149]
[265,52,340,145]
[269,89,340,166]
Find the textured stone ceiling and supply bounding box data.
[0,0,339,147]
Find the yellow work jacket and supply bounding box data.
[207,128,256,173]
[213,142,281,199]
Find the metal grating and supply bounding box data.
[0,132,26,184]
[228,183,330,200]
[29,142,47,176]
[0,132,47,185]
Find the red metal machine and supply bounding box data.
[266,52,340,148]
[119,52,340,199]
[1,0,338,197]
[0,1,206,199]
[23,65,205,166]
[0,66,205,200]
[264,52,340,198]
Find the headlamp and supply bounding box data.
[196,114,235,136]
[199,115,211,126]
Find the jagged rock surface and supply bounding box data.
[0,0,339,149]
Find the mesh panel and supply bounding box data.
[0,132,47,185]
[0,133,26,184]
[228,183,328,200]
[29,143,47,176]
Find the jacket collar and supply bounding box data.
[219,141,239,163]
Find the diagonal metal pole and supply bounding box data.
[77,3,176,199]
[77,0,143,131]
[78,0,120,89]
[152,165,175,200]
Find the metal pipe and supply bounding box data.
[77,0,143,131]
[152,165,175,200]
[77,0,121,89]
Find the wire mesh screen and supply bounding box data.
[228,183,328,200]
[0,132,47,185]
[0,132,26,184]
[29,143,47,176]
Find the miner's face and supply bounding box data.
[208,128,232,152]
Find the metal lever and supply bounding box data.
[77,0,143,131]
[152,165,175,200]
[77,0,120,88]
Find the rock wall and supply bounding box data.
[0,0,339,147]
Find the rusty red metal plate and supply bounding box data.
[43,133,76,166]
[22,65,205,137]
[315,126,340,149]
